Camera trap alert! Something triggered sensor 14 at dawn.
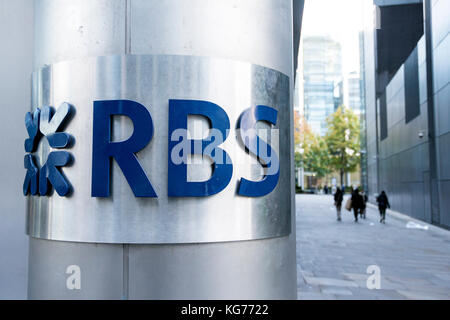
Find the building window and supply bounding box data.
[404,47,420,123]
[379,91,388,141]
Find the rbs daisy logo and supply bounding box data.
[23,102,74,197]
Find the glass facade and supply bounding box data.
[302,36,343,136]
[347,73,363,116]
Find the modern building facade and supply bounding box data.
[359,30,369,193]
[302,36,343,136]
[346,72,363,116]
[362,0,450,228]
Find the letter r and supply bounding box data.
[91,100,157,197]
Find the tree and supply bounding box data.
[303,135,331,178]
[294,112,331,178]
[293,111,302,148]
[324,106,361,185]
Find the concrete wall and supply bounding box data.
[0,0,34,299]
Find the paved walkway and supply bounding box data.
[296,194,450,300]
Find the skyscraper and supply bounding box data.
[346,72,363,116]
[302,36,343,136]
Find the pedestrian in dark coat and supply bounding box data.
[334,187,344,221]
[376,191,390,223]
[351,188,364,222]
[360,190,368,219]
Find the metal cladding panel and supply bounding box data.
[128,237,295,299]
[26,54,291,244]
[431,0,450,50]
[436,83,450,137]
[439,180,450,227]
[129,0,293,76]
[27,237,123,299]
[374,0,422,5]
[439,131,450,180]
[379,91,388,141]
[404,47,420,123]
[33,0,126,67]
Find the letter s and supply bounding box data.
[237,106,280,197]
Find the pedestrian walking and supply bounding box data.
[324,185,329,195]
[334,187,344,221]
[360,190,368,219]
[351,188,364,222]
[376,191,390,223]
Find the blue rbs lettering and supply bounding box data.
[167,100,233,197]
[237,106,280,197]
[91,100,157,197]
[24,100,280,198]
[91,99,280,198]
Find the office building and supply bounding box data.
[362,0,450,228]
[302,36,343,136]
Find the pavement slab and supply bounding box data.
[296,194,450,300]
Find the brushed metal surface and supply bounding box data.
[27,237,123,299]
[27,54,291,244]
[33,0,126,67]
[128,238,296,299]
[129,0,292,76]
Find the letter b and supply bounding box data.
[168,99,233,197]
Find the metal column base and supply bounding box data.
[28,236,296,299]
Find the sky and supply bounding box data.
[301,0,365,76]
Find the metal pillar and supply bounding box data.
[0,0,33,299]
[28,0,299,299]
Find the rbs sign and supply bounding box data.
[25,99,280,199]
[26,55,290,244]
